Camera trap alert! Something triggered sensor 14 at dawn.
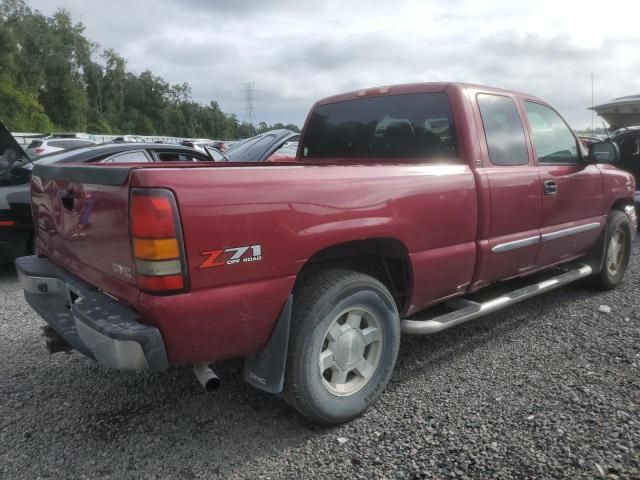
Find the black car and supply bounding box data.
[211,129,299,162]
[1,124,300,263]
[608,126,640,224]
[0,124,214,263]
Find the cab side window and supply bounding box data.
[524,102,579,164]
[477,94,529,166]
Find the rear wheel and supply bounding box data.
[589,211,632,290]
[284,269,400,425]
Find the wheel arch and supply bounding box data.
[610,196,638,232]
[587,203,635,274]
[610,196,634,212]
[244,237,412,396]
[293,237,413,315]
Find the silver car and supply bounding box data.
[26,138,96,157]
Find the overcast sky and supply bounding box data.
[29,0,640,129]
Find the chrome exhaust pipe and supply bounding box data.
[193,363,220,392]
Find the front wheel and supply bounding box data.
[589,210,632,290]
[284,269,400,425]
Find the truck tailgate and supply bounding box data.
[31,164,139,304]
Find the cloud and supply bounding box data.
[28,0,640,128]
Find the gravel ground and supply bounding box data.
[1,245,639,480]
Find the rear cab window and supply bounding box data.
[301,92,458,163]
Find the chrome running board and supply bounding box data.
[401,264,592,335]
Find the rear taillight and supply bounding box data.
[33,148,45,154]
[130,188,188,294]
[0,220,16,227]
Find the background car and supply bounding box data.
[112,135,146,143]
[26,138,97,157]
[0,124,214,263]
[213,130,299,162]
[578,135,603,149]
[607,126,640,226]
[180,140,216,153]
[205,140,232,152]
[265,141,298,162]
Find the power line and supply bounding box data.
[243,82,256,126]
[591,72,594,132]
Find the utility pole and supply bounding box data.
[243,82,256,126]
[591,72,594,133]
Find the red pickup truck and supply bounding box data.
[16,83,637,424]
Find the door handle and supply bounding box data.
[543,180,557,196]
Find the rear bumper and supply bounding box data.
[15,255,168,371]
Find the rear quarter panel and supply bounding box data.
[131,164,478,362]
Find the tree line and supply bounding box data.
[0,0,299,139]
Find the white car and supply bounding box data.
[26,138,97,157]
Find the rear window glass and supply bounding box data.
[301,92,457,162]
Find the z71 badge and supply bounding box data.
[199,245,262,269]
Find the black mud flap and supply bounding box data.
[585,217,609,275]
[243,296,292,394]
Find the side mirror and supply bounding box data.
[588,141,619,164]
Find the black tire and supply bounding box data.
[284,269,400,425]
[589,210,632,290]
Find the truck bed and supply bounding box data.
[31,161,478,362]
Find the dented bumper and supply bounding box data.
[15,255,168,371]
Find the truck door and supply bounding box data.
[470,92,543,286]
[521,101,604,268]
